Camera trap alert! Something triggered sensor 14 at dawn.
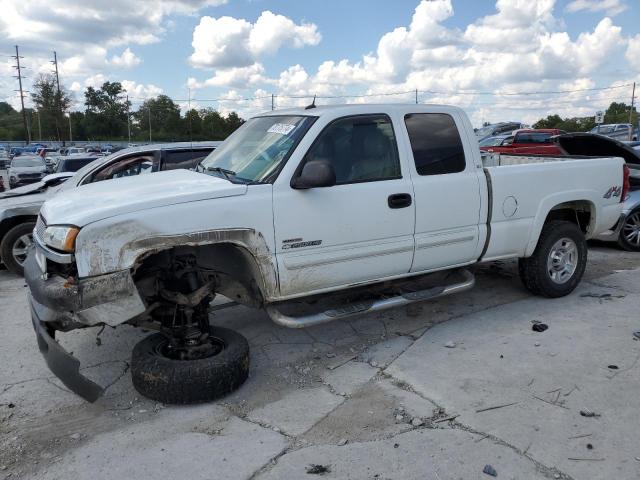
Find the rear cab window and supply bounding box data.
[404,113,466,176]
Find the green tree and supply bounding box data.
[84,82,130,139]
[31,74,72,141]
[133,95,181,141]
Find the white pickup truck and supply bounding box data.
[25,104,627,404]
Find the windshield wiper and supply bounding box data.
[206,166,236,182]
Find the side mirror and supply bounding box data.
[291,160,336,189]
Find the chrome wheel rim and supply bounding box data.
[547,237,578,285]
[622,212,640,248]
[12,234,33,266]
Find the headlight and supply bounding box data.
[43,226,80,252]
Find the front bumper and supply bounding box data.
[25,247,147,402]
[29,294,104,402]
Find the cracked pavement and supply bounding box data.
[1,244,640,479]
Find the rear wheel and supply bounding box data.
[131,325,250,404]
[518,221,587,298]
[1,222,36,276]
[618,208,640,251]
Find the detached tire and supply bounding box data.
[518,220,587,298]
[131,326,249,404]
[1,222,36,276]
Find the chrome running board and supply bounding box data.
[266,269,475,329]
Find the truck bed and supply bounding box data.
[479,152,625,262]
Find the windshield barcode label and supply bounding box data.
[268,123,296,135]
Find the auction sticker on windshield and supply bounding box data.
[268,123,296,135]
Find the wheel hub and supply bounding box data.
[622,212,640,247]
[547,237,578,284]
[12,234,33,266]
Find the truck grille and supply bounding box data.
[35,215,47,243]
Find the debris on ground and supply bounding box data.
[444,341,457,348]
[337,438,347,446]
[532,323,549,333]
[580,293,625,300]
[607,365,619,370]
[580,409,601,418]
[633,331,640,340]
[306,464,331,475]
[586,443,594,450]
[482,464,497,476]
[475,402,519,413]
[411,417,424,427]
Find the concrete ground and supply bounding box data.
[1,244,639,479]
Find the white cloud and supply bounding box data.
[121,80,163,100]
[0,0,225,108]
[189,63,269,89]
[189,11,321,69]
[566,0,628,16]
[626,34,640,71]
[110,48,142,68]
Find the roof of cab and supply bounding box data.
[256,103,466,118]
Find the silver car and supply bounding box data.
[0,142,220,275]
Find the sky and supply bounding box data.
[1,0,639,126]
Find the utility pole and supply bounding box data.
[36,110,42,141]
[148,107,152,143]
[188,87,193,144]
[12,45,30,144]
[68,114,72,143]
[271,93,275,111]
[629,81,636,140]
[51,51,64,145]
[415,89,418,104]
[126,95,131,145]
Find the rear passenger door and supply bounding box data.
[402,112,482,272]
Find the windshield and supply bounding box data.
[479,136,505,147]
[475,125,497,138]
[592,125,615,135]
[199,115,316,183]
[11,157,45,168]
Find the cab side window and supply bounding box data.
[163,149,212,171]
[405,113,466,176]
[304,115,401,184]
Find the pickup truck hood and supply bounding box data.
[40,169,247,227]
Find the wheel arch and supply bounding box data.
[130,231,279,307]
[525,195,597,257]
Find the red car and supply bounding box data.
[480,129,565,155]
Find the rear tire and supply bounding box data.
[518,220,587,298]
[0,222,36,276]
[131,326,250,404]
[617,208,640,251]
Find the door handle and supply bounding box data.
[388,193,412,209]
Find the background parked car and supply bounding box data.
[0,141,220,275]
[478,135,514,147]
[7,156,48,188]
[479,129,565,155]
[55,155,100,173]
[590,124,638,141]
[475,122,526,141]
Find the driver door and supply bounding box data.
[273,114,416,298]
